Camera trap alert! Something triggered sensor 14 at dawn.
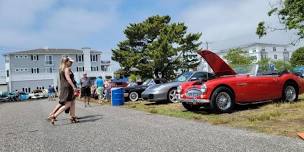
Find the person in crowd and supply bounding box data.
[15,90,20,101]
[48,57,79,125]
[48,85,54,101]
[80,72,92,107]
[104,79,112,101]
[95,76,104,103]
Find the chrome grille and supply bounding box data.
[186,89,202,97]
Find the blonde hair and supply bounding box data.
[59,57,69,72]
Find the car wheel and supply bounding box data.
[210,87,234,113]
[282,83,298,102]
[182,102,201,111]
[129,92,139,102]
[168,88,178,103]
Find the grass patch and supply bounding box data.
[124,95,304,138]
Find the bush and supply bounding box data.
[290,47,304,67]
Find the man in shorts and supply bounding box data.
[80,72,92,107]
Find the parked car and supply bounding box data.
[292,66,304,78]
[124,78,166,102]
[141,71,215,103]
[7,92,18,101]
[0,97,9,102]
[19,92,30,101]
[29,89,48,99]
[179,50,304,113]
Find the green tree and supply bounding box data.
[290,47,304,67]
[257,58,271,71]
[112,15,202,80]
[257,0,304,43]
[223,48,253,66]
[272,60,292,71]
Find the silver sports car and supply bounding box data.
[141,71,215,103]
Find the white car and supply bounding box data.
[29,89,48,99]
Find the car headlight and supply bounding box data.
[201,84,207,93]
[177,86,182,93]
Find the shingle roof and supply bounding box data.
[3,48,102,55]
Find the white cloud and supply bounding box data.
[0,0,55,29]
[181,0,301,50]
[0,0,119,48]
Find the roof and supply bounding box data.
[3,48,102,55]
[219,42,290,52]
[238,42,289,48]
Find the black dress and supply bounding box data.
[59,69,76,105]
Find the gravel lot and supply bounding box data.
[1,99,304,152]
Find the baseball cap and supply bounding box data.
[67,57,74,62]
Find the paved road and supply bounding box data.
[1,99,304,152]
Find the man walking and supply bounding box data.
[80,72,92,107]
[95,76,104,103]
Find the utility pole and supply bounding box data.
[204,41,212,49]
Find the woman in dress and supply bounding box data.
[49,57,79,125]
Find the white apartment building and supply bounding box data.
[217,43,291,62]
[198,43,293,72]
[3,47,113,92]
[0,70,7,92]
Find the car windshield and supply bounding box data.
[174,72,193,82]
[233,65,257,76]
[142,79,151,85]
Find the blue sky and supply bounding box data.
[0,0,302,71]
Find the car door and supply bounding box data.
[189,72,211,81]
[242,75,279,102]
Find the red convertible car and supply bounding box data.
[178,50,304,113]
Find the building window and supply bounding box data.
[283,51,290,61]
[91,66,98,71]
[274,54,277,59]
[90,54,98,62]
[46,67,54,73]
[31,68,39,74]
[77,66,84,72]
[45,55,53,65]
[6,70,9,77]
[273,47,276,52]
[261,51,268,59]
[261,48,266,52]
[76,54,84,62]
[284,48,287,51]
[31,55,39,61]
[15,68,28,72]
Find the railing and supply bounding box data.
[101,60,111,65]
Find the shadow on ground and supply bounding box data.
[55,115,103,126]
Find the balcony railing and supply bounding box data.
[101,60,111,65]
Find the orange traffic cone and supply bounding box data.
[297,132,304,140]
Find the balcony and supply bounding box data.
[101,60,111,65]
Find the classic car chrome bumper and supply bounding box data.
[180,98,210,103]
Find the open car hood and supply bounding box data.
[198,49,236,77]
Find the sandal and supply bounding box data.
[47,115,57,121]
[50,116,56,125]
[70,116,79,123]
